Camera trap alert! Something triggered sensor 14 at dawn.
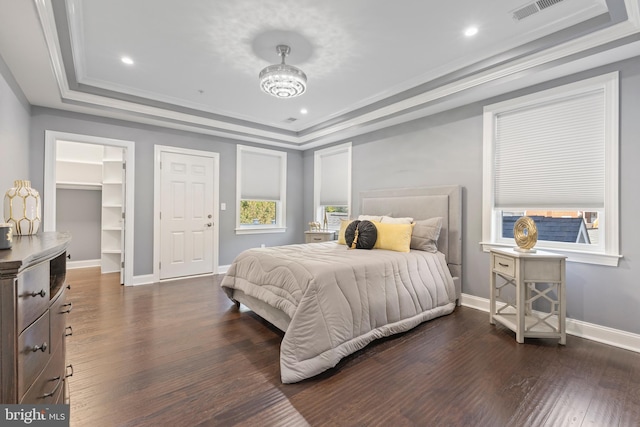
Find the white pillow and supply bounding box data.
[358,214,383,222]
[380,215,414,224]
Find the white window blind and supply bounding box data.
[319,148,349,206]
[239,147,283,201]
[494,90,605,210]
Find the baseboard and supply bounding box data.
[131,274,154,286]
[460,293,640,354]
[67,259,100,269]
[129,268,231,286]
[132,267,228,287]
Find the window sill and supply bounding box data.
[235,227,286,235]
[480,242,621,267]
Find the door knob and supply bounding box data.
[206,222,212,227]
[208,214,212,219]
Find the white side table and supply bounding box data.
[304,230,335,243]
[489,247,567,344]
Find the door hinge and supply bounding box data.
[159,262,161,270]
[122,212,125,219]
[122,163,126,170]
[159,212,162,219]
[121,261,125,268]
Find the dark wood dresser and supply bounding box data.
[0,232,72,404]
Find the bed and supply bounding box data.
[221,185,462,383]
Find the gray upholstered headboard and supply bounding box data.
[359,185,462,302]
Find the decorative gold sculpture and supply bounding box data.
[513,216,538,252]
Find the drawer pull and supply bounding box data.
[67,284,71,290]
[61,302,73,314]
[65,326,73,337]
[31,342,48,352]
[498,262,509,267]
[313,238,322,241]
[30,289,47,298]
[42,375,63,398]
[65,364,74,378]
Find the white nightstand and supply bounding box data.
[489,247,567,345]
[304,231,335,243]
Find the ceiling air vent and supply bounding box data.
[512,0,565,20]
[284,117,298,123]
[536,0,565,10]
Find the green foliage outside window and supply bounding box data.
[240,200,277,225]
[325,206,348,213]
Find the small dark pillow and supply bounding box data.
[345,220,377,250]
[345,220,361,248]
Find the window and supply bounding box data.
[236,145,287,234]
[314,143,352,230]
[482,73,620,266]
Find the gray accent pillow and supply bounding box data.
[410,217,442,252]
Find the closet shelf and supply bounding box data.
[56,181,101,190]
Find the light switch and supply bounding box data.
[221,202,226,211]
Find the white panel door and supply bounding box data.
[160,152,214,279]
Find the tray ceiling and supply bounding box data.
[1,0,640,149]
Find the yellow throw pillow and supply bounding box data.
[337,219,354,245]
[373,221,413,253]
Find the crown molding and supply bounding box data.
[35,0,640,150]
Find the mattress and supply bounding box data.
[221,241,456,383]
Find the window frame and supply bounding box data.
[313,142,352,231]
[481,72,620,266]
[236,145,287,235]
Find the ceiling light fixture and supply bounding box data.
[464,26,478,37]
[121,56,134,65]
[259,45,307,98]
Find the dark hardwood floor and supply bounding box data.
[65,268,640,426]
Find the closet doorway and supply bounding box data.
[43,131,135,286]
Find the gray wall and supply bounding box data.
[55,188,102,261]
[303,55,640,335]
[9,41,640,335]
[29,108,304,274]
[0,54,30,200]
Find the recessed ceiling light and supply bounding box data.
[464,26,478,37]
[121,56,134,65]
[300,108,308,114]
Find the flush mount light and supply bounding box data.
[300,108,308,114]
[259,45,307,98]
[121,56,134,65]
[464,26,478,37]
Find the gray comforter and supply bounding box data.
[221,241,456,383]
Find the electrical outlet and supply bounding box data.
[221,202,226,211]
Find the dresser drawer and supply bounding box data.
[18,311,50,399]
[20,341,65,404]
[17,261,50,333]
[493,254,515,278]
[50,286,70,352]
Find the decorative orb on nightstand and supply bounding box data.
[513,216,538,252]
